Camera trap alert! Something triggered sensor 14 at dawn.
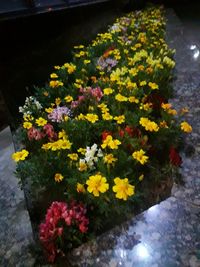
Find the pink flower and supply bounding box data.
[28,127,44,140]
[90,87,103,101]
[39,201,89,263]
[43,124,57,140]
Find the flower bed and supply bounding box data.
[12,6,192,263]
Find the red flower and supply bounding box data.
[169,146,182,166]
[102,131,112,140]
[39,201,89,263]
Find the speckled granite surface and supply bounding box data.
[66,9,200,267]
[0,127,35,266]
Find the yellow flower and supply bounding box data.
[159,120,168,128]
[104,154,117,165]
[132,149,149,165]
[84,59,91,64]
[85,113,99,123]
[78,159,88,171]
[42,143,52,150]
[23,122,32,129]
[64,63,76,74]
[12,149,29,162]
[77,148,86,155]
[148,82,159,90]
[129,96,139,103]
[77,183,86,193]
[58,130,68,140]
[86,174,109,197]
[64,95,73,102]
[36,117,47,127]
[114,115,125,124]
[68,153,78,161]
[180,122,192,133]
[54,173,64,183]
[127,81,137,90]
[49,80,63,88]
[23,114,34,121]
[101,135,121,150]
[167,109,177,115]
[140,103,152,111]
[138,174,144,181]
[60,140,72,150]
[54,65,60,70]
[129,68,138,76]
[161,103,172,110]
[139,117,159,132]
[140,81,147,86]
[55,98,61,106]
[45,107,53,113]
[102,112,113,121]
[50,73,58,79]
[112,177,135,200]
[103,88,114,95]
[115,94,128,102]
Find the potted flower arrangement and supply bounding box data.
[12,6,192,263]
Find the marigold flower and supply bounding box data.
[112,177,135,200]
[36,117,47,127]
[102,113,113,121]
[77,148,86,155]
[78,159,88,172]
[129,96,139,103]
[77,183,86,193]
[180,121,192,133]
[68,153,78,161]
[64,95,73,102]
[139,117,159,132]
[45,107,53,113]
[148,82,159,90]
[49,80,63,88]
[101,135,121,150]
[23,121,32,129]
[132,149,149,165]
[85,113,99,123]
[114,115,125,124]
[54,173,64,182]
[140,81,147,86]
[103,154,117,165]
[64,63,76,74]
[115,93,128,102]
[86,174,109,197]
[103,88,114,95]
[12,149,29,162]
[50,73,58,79]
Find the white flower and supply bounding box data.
[83,144,103,169]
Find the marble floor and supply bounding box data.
[0,127,35,266]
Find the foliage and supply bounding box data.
[12,6,192,262]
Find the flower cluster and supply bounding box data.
[13,6,193,260]
[39,201,89,262]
